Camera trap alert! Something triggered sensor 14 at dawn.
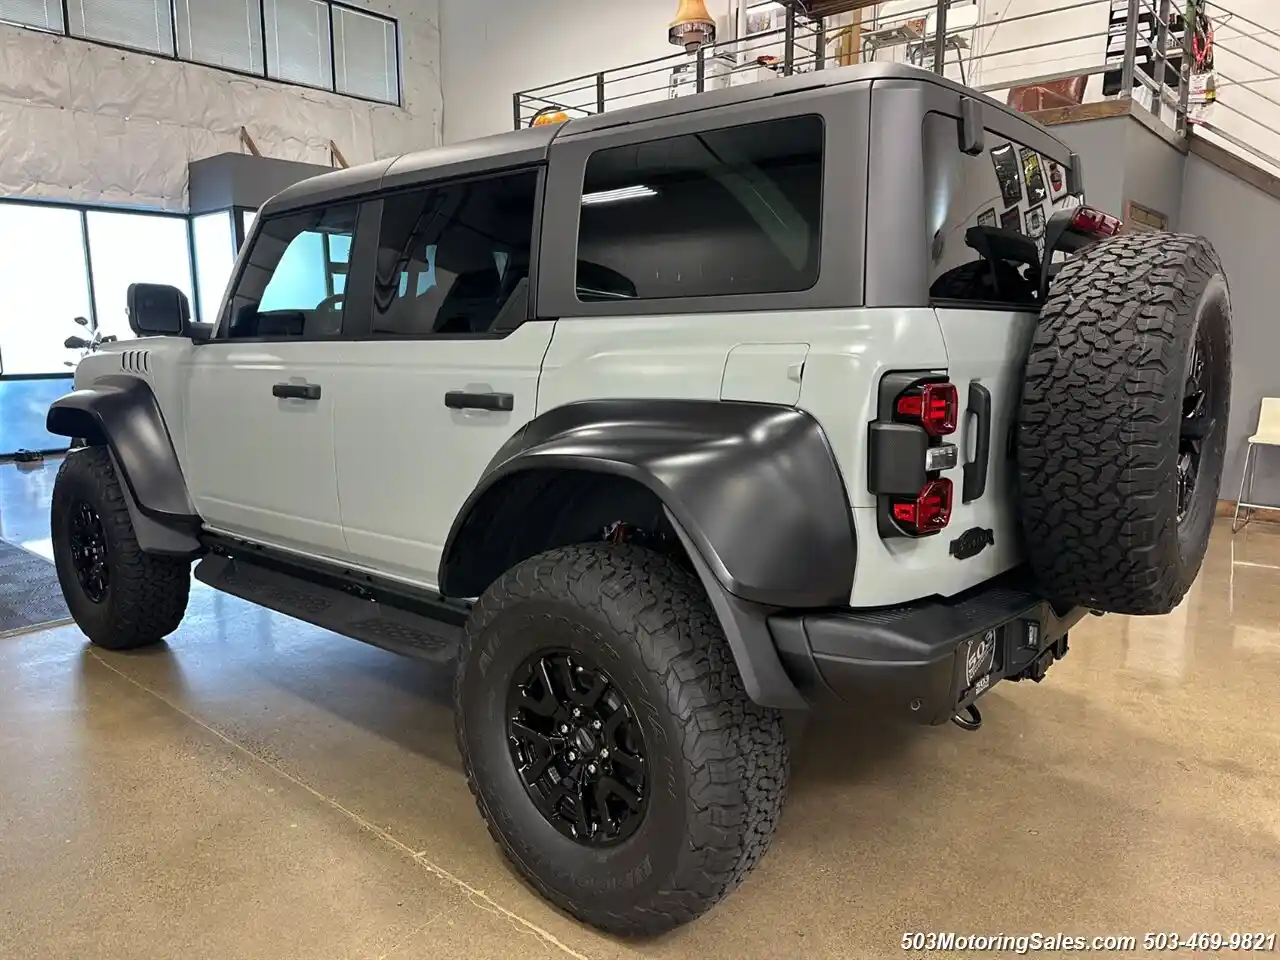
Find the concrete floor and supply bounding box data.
[2,458,1279,960]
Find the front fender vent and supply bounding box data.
[121,350,151,376]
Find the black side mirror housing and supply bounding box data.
[127,283,191,337]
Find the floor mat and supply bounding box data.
[0,538,71,635]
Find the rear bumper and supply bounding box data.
[768,571,1087,724]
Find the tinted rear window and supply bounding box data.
[576,115,824,301]
[922,112,1080,308]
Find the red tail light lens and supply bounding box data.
[891,478,953,535]
[896,382,958,437]
[1070,206,1122,239]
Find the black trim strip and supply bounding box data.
[201,531,471,626]
[963,381,992,503]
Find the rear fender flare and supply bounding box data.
[443,399,856,607]
[440,400,858,709]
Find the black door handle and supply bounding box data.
[273,382,321,400]
[445,391,514,412]
[963,382,992,503]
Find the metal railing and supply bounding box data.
[1192,2,1280,175]
[513,0,1190,134]
[513,0,1280,179]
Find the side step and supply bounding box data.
[194,554,462,664]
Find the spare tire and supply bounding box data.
[1017,232,1231,615]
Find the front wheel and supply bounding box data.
[51,447,191,650]
[455,544,789,935]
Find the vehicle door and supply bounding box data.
[183,202,361,559]
[333,169,553,586]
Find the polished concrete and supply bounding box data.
[2,458,1279,959]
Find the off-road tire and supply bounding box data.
[1017,232,1231,615]
[454,543,788,935]
[51,447,191,649]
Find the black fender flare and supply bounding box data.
[440,400,857,709]
[47,375,203,558]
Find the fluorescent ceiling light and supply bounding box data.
[582,185,658,206]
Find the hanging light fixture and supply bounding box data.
[669,0,717,51]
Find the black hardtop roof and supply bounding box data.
[260,62,1064,217]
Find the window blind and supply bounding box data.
[333,5,397,103]
[175,0,263,74]
[0,0,63,32]
[69,0,174,56]
[264,0,331,89]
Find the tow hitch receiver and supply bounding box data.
[1009,635,1070,684]
[950,635,1071,731]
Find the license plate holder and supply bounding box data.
[956,615,1052,707]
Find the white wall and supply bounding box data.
[1196,0,1280,174]
[440,0,1280,170]
[0,0,442,211]
[968,0,1108,94]
[440,0,733,143]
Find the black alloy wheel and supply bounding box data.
[1177,317,1217,523]
[68,500,109,603]
[507,650,648,847]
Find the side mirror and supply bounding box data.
[127,283,191,337]
[64,336,88,349]
[73,316,89,327]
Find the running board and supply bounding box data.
[194,554,461,664]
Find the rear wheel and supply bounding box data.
[52,447,191,649]
[455,543,788,935]
[1017,232,1231,615]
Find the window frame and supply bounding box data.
[537,85,868,320]
[360,167,547,342]
[0,197,200,376]
[84,206,198,340]
[2,0,400,107]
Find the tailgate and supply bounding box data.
[849,306,1036,607]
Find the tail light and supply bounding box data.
[895,382,958,437]
[870,374,961,539]
[890,479,953,536]
[1070,206,1122,239]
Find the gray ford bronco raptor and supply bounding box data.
[47,63,1231,934]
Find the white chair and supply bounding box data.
[1232,397,1280,532]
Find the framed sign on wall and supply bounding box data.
[1123,200,1169,233]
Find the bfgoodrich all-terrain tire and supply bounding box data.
[454,544,788,935]
[52,447,191,649]
[1017,232,1231,615]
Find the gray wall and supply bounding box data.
[1180,151,1280,504]
[1123,120,1186,229]
[1054,114,1187,226]
[1055,115,1129,215]
[189,153,333,215]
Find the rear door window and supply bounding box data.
[922,112,1080,309]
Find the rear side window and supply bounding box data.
[922,112,1079,309]
[576,115,824,301]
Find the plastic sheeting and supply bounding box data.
[0,3,441,211]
